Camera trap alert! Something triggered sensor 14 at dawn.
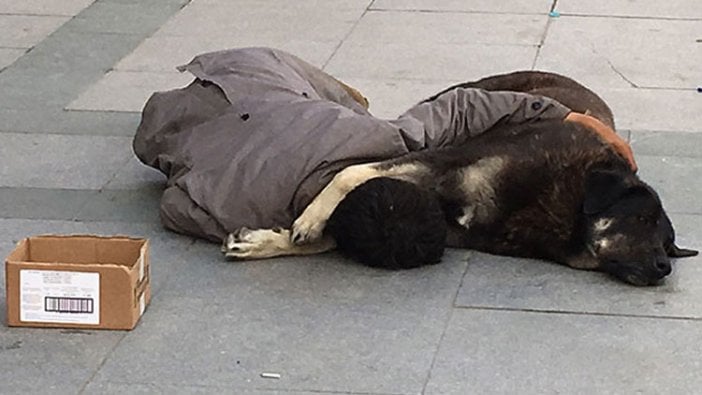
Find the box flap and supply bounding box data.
[16,235,146,267]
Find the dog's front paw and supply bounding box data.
[221,227,288,260]
[291,214,326,245]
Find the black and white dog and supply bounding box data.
[222,71,697,286]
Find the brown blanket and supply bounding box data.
[133,47,569,242]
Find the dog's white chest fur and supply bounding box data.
[455,156,505,229]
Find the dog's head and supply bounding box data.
[582,169,697,286]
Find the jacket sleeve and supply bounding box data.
[392,88,572,150]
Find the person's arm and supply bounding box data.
[396,88,571,148]
[395,87,636,171]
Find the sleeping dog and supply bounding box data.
[222,71,697,286]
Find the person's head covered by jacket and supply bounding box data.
[326,177,447,269]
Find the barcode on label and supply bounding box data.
[44,297,94,314]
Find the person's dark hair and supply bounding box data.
[326,177,447,269]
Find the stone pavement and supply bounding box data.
[0,0,700,393]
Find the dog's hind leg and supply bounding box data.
[222,227,336,260]
[291,161,429,244]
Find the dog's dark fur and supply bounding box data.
[324,71,697,285]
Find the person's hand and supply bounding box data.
[565,112,637,172]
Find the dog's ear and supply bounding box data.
[667,244,699,258]
[658,210,699,258]
[583,169,629,214]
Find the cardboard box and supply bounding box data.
[5,235,151,330]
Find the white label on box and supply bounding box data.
[19,270,100,325]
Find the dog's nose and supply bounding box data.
[655,260,672,277]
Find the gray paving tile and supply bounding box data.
[535,16,701,90]
[557,0,702,19]
[0,187,96,220]
[455,213,701,318]
[637,155,702,214]
[602,88,702,133]
[0,108,140,136]
[0,328,124,394]
[75,186,164,225]
[326,42,536,80]
[65,0,188,35]
[371,0,552,13]
[104,155,167,190]
[7,8,174,74]
[83,381,347,395]
[67,71,193,112]
[0,14,68,48]
[0,48,25,70]
[155,1,365,43]
[114,35,338,73]
[0,133,132,189]
[349,11,547,46]
[425,309,702,395]
[88,249,469,393]
[0,32,145,110]
[0,0,193,113]
[338,77,459,119]
[0,0,94,16]
[193,0,371,5]
[630,131,702,158]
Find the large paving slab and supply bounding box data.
[155,1,367,43]
[86,248,469,394]
[0,0,191,136]
[0,107,140,136]
[326,42,537,81]
[83,382,338,395]
[0,187,163,225]
[371,0,553,14]
[113,35,338,74]
[0,48,25,70]
[0,327,124,395]
[535,16,701,90]
[0,0,94,16]
[103,155,167,190]
[349,11,547,46]
[602,88,702,133]
[455,213,701,318]
[636,155,702,214]
[342,77,459,119]
[0,133,132,189]
[64,0,187,36]
[74,186,164,225]
[0,31,149,110]
[67,70,193,113]
[424,309,702,394]
[557,0,702,19]
[630,130,702,158]
[0,14,69,48]
[0,187,97,221]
